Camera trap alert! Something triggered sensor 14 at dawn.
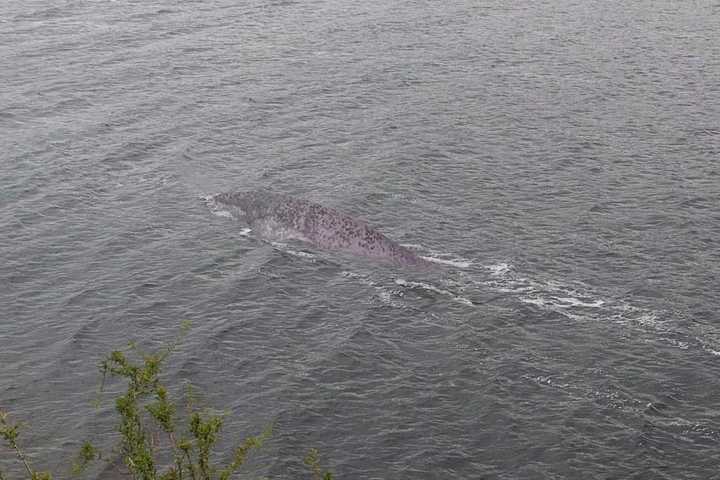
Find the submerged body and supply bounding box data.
[211,190,429,267]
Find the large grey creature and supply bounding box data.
[211,190,430,267]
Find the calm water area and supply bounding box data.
[2,0,719,478]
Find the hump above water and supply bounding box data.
[211,190,429,267]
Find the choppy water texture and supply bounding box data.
[2,0,719,478]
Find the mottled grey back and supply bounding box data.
[212,190,428,267]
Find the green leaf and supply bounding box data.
[71,441,100,475]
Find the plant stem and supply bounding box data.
[167,431,183,480]
[12,442,34,478]
[184,449,197,480]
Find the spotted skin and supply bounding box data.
[212,190,429,267]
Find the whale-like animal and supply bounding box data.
[210,190,430,267]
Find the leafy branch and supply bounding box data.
[2,321,334,479]
[0,410,52,480]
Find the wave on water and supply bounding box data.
[202,195,720,359]
[480,262,642,321]
[478,262,720,358]
[400,243,473,268]
[271,242,317,260]
[420,256,473,268]
[394,278,474,306]
[341,271,407,309]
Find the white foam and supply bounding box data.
[661,338,690,350]
[421,256,472,268]
[212,209,232,218]
[375,289,407,308]
[555,297,605,308]
[520,296,547,307]
[341,270,364,279]
[395,278,474,306]
[633,312,660,328]
[695,337,720,357]
[399,243,424,249]
[489,269,669,335]
[488,268,714,360]
[520,292,610,316]
[399,243,473,268]
[270,242,316,260]
[285,249,316,259]
[486,263,512,275]
[533,375,571,389]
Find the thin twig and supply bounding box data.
[184,449,197,480]
[12,441,34,478]
[167,431,183,480]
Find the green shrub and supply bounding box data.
[2,322,334,480]
[0,410,52,480]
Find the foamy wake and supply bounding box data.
[421,256,473,268]
[480,262,720,358]
[486,263,511,276]
[399,243,473,268]
[337,271,475,308]
[480,263,653,325]
[394,278,474,306]
[271,242,317,260]
[203,195,718,358]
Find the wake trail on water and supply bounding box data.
[349,239,720,359]
[472,262,720,358]
[203,194,720,358]
[400,243,473,268]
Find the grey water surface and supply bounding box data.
[2,0,720,478]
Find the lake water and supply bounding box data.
[2,0,719,478]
